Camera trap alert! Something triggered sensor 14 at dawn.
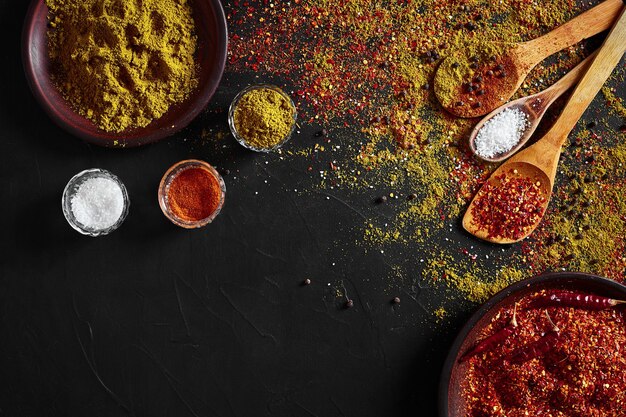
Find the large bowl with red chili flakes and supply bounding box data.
[439,272,626,417]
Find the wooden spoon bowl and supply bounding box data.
[435,44,524,118]
[469,52,595,162]
[463,162,552,244]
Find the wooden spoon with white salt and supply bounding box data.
[469,52,596,163]
[463,6,626,244]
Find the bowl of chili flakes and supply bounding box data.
[439,272,626,417]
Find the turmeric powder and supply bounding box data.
[46,0,198,133]
[232,87,296,150]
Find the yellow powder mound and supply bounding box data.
[46,0,198,132]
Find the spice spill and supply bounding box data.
[227,0,626,303]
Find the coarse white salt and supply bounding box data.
[474,107,529,158]
[71,177,125,230]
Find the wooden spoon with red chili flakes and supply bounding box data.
[463,6,626,244]
[434,0,623,118]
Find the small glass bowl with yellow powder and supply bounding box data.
[228,85,297,152]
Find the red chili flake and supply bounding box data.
[470,170,547,240]
[462,290,626,416]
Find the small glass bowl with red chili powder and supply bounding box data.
[158,160,226,228]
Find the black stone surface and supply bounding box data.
[1,1,624,416]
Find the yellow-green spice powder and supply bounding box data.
[233,88,296,150]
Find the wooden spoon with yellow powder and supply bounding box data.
[434,0,623,118]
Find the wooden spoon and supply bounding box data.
[469,51,597,163]
[463,5,626,244]
[434,0,623,118]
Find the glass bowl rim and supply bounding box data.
[228,84,297,153]
[158,159,226,229]
[61,168,130,237]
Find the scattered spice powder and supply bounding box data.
[227,0,626,302]
[602,86,626,120]
[462,289,626,416]
[46,0,198,132]
[434,307,448,323]
[233,87,296,150]
[167,167,222,222]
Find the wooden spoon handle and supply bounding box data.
[541,52,597,104]
[520,0,623,66]
[548,6,626,147]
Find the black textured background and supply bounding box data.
[1,0,623,416]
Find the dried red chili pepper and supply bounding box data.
[506,312,560,365]
[529,290,626,310]
[459,304,518,363]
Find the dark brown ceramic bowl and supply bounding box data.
[439,272,626,417]
[22,0,227,147]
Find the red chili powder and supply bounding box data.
[167,167,221,222]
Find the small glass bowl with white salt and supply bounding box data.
[62,169,130,237]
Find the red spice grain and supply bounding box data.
[167,167,222,222]
[462,289,626,417]
[471,170,547,240]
